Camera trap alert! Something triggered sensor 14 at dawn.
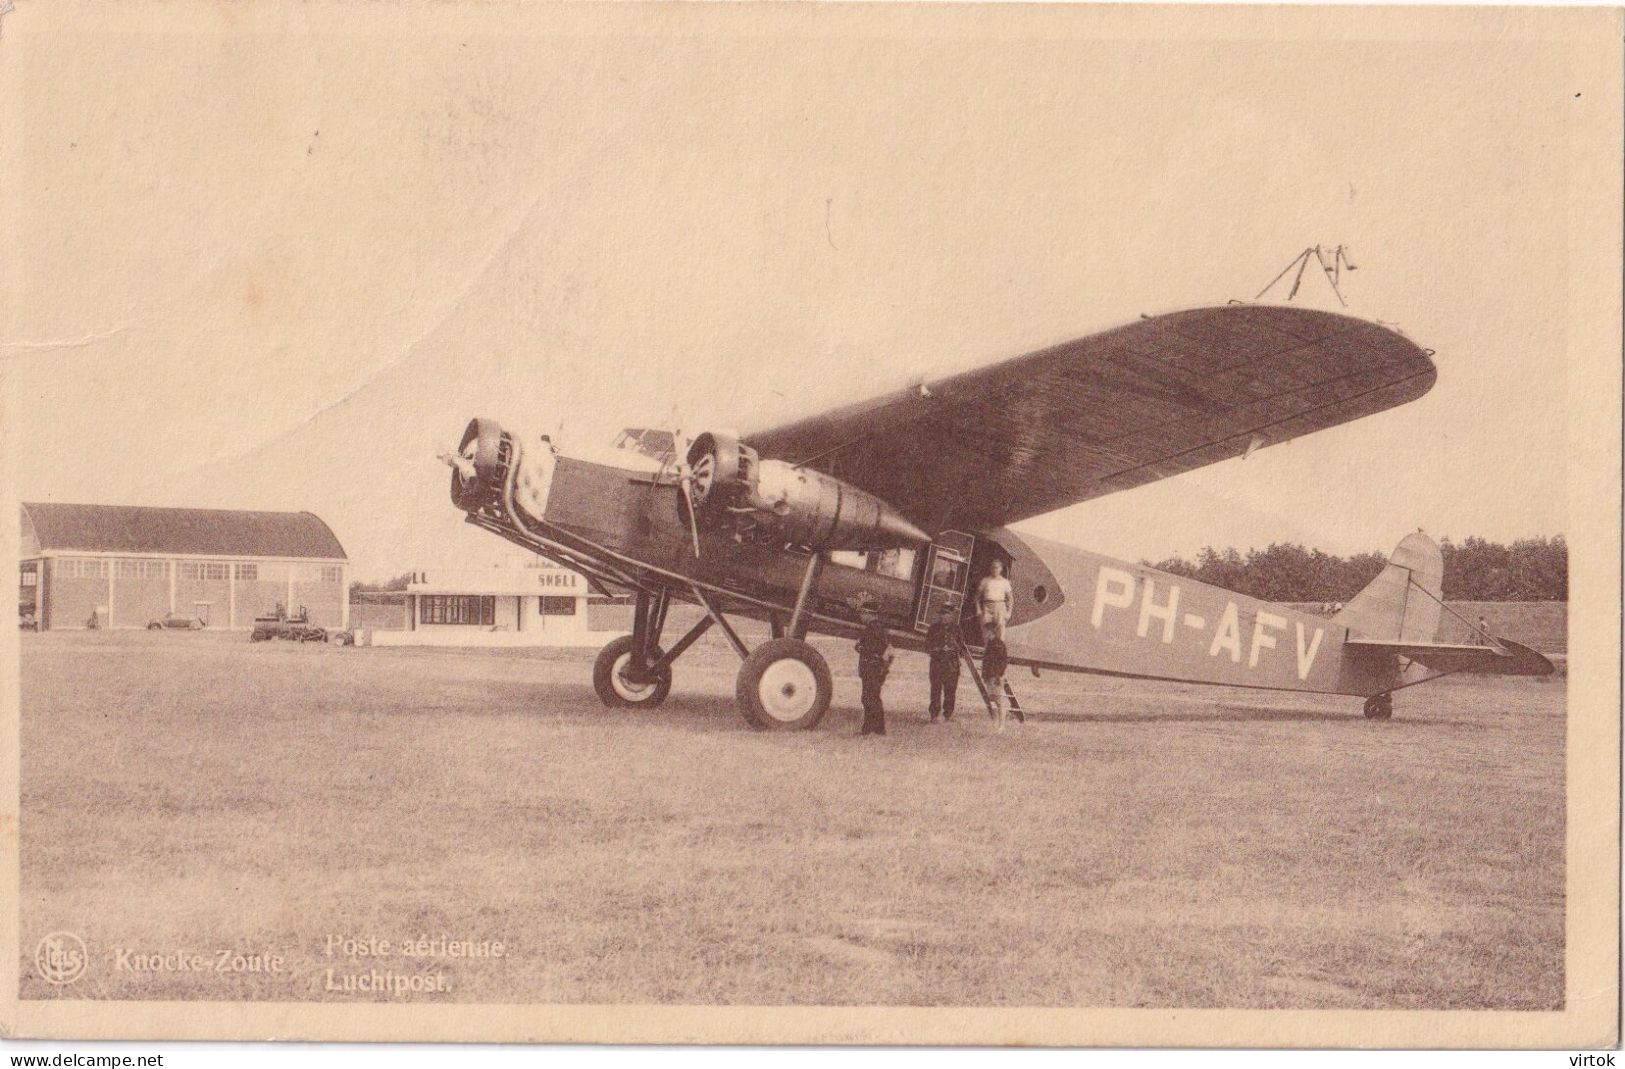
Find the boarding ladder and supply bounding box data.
[953,632,1025,722]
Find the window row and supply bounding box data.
[47,559,344,583]
[115,560,171,580]
[179,562,232,581]
[420,595,495,626]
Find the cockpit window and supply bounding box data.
[612,427,677,465]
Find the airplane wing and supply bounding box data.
[741,305,1436,533]
[1345,637,1555,676]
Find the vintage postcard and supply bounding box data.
[0,0,1619,1048]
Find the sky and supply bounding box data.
[1,3,1594,580]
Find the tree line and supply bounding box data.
[350,573,412,596]
[1147,535,1566,603]
[348,535,1567,604]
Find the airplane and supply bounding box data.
[440,303,1552,730]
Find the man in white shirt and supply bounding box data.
[976,559,1013,643]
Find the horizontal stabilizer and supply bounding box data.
[1345,636,1554,676]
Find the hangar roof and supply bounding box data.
[20,503,347,561]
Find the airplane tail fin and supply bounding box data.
[1333,532,1444,642]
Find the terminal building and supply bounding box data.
[358,563,629,647]
[19,502,348,630]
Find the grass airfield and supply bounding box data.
[19,629,1563,1008]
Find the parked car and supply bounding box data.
[147,613,206,631]
[250,605,327,643]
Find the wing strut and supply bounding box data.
[786,553,827,640]
[690,584,749,660]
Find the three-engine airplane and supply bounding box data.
[442,304,1552,730]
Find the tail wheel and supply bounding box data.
[593,634,672,708]
[736,638,832,731]
[1363,693,1394,720]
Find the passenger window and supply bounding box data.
[932,557,966,590]
[869,548,916,580]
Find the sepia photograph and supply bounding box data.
[1,0,1619,1049]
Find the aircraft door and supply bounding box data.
[964,537,1015,647]
[913,530,976,633]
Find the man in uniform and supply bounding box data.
[925,600,962,722]
[854,599,893,736]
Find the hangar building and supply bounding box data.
[19,503,348,630]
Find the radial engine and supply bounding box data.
[679,431,928,551]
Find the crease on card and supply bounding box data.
[171,192,546,479]
[0,326,133,360]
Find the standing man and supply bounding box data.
[855,599,893,736]
[925,600,962,723]
[976,559,1014,643]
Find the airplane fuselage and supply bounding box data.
[996,530,1398,697]
[469,439,1397,698]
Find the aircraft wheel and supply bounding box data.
[1363,693,1393,720]
[593,635,672,708]
[736,638,832,731]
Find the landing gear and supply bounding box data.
[593,635,673,708]
[591,569,837,730]
[729,553,834,730]
[736,638,833,730]
[1363,693,1394,720]
[593,591,674,709]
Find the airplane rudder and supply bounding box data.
[1333,532,1443,642]
[1388,532,1444,597]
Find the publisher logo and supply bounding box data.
[35,932,87,985]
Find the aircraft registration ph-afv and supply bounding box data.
[442,305,1551,729]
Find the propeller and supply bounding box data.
[678,464,703,559]
[669,407,704,558]
[438,440,478,483]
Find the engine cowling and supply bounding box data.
[682,432,929,551]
